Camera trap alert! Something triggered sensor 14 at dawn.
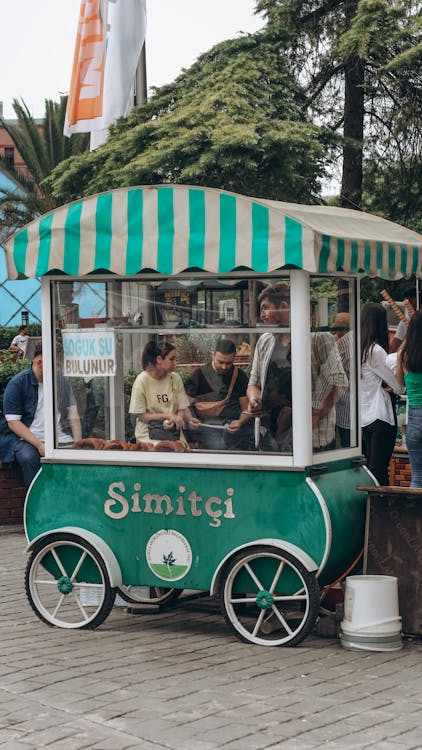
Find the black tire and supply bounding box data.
[25,532,116,629]
[117,585,183,607]
[220,545,320,646]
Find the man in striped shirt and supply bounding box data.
[247,284,348,452]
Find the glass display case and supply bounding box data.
[51,272,358,458]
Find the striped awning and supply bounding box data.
[4,184,422,279]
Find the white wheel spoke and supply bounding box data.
[271,604,294,635]
[73,589,92,618]
[269,559,285,593]
[70,549,88,581]
[51,548,67,577]
[243,561,264,591]
[52,593,66,619]
[252,609,266,637]
[272,594,308,602]
[33,577,59,586]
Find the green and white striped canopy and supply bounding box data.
[4,184,422,279]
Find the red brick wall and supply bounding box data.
[0,463,26,525]
[389,449,411,488]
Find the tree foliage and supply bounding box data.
[3,6,420,245]
[363,158,422,233]
[256,0,422,210]
[0,98,89,241]
[46,34,332,204]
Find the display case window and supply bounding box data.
[310,276,358,451]
[50,274,357,457]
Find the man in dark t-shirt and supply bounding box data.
[185,338,254,450]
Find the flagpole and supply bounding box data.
[134,43,147,107]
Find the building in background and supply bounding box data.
[0,101,41,180]
[0,113,41,326]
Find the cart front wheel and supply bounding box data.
[25,533,116,629]
[117,585,182,606]
[221,545,319,646]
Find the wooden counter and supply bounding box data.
[358,485,422,636]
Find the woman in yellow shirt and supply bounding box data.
[129,341,200,447]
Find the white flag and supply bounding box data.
[64,0,147,148]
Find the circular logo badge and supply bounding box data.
[146,530,192,582]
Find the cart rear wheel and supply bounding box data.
[25,533,116,629]
[117,585,182,606]
[221,545,319,646]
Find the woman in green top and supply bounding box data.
[397,310,422,488]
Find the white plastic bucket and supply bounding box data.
[340,575,402,652]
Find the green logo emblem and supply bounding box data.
[146,530,192,582]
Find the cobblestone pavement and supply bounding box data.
[0,526,421,750]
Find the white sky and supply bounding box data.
[0,1,264,120]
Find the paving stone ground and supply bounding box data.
[0,526,421,750]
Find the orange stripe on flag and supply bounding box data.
[66,0,105,127]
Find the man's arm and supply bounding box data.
[389,320,406,353]
[389,336,403,354]
[67,405,82,443]
[311,385,338,427]
[6,419,45,457]
[225,411,253,432]
[9,342,21,353]
[246,384,262,411]
[396,347,406,388]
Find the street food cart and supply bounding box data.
[4,185,422,646]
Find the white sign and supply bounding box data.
[146,530,192,582]
[62,329,116,377]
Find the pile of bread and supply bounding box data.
[236,342,251,356]
[73,438,186,452]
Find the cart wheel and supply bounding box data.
[117,585,182,606]
[221,545,319,646]
[25,533,117,629]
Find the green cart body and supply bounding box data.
[4,184,421,645]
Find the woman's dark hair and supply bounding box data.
[401,310,422,373]
[361,303,389,363]
[141,340,175,370]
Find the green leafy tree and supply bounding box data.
[363,158,422,234]
[360,274,420,306]
[256,0,422,210]
[46,34,332,204]
[0,352,30,413]
[0,98,89,241]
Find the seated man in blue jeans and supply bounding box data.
[0,344,81,487]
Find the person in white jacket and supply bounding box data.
[361,303,405,485]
